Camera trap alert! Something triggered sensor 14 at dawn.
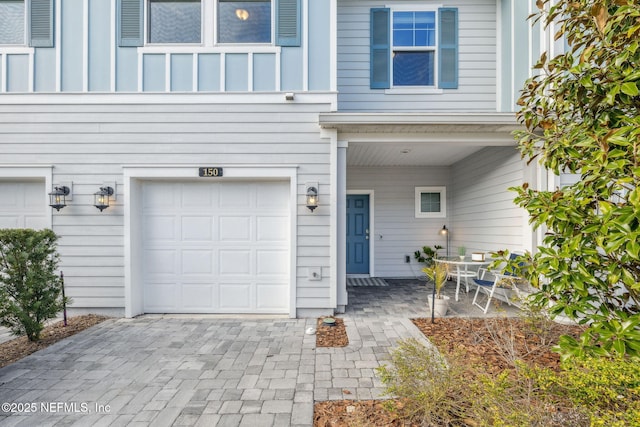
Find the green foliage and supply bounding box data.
[0,229,67,341]
[413,244,443,266]
[422,262,449,299]
[376,338,468,425]
[513,0,640,359]
[529,356,640,426]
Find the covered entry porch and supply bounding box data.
[320,112,549,312]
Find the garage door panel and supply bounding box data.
[142,180,289,313]
[257,216,288,242]
[0,181,46,229]
[220,183,252,208]
[143,184,176,208]
[182,250,214,274]
[145,283,179,310]
[256,284,288,309]
[182,216,213,241]
[257,250,288,275]
[0,216,20,228]
[219,250,251,275]
[144,216,176,241]
[219,216,251,241]
[182,284,214,309]
[144,249,177,274]
[181,182,215,207]
[219,283,252,310]
[25,216,47,230]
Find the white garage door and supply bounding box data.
[0,181,47,229]
[141,180,290,313]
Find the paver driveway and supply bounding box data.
[0,280,514,426]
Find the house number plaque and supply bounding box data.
[198,167,223,177]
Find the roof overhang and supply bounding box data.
[319,112,524,166]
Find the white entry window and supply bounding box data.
[141,180,290,313]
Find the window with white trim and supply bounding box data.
[145,0,272,45]
[415,186,446,218]
[0,0,54,47]
[0,0,25,45]
[392,10,436,86]
[370,7,458,90]
[119,0,298,47]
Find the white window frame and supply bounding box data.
[390,5,438,90]
[0,0,27,46]
[144,0,274,47]
[382,4,444,94]
[415,186,446,218]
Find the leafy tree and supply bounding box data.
[0,229,67,341]
[510,0,640,359]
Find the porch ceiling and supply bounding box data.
[319,112,523,167]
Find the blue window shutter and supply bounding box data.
[118,0,143,47]
[370,8,390,89]
[29,0,54,47]
[276,0,300,47]
[438,8,458,89]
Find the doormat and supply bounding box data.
[346,277,388,287]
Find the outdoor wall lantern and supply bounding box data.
[49,186,70,211]
[94,186,114,212]
[439,225,450,257]
[306,185,319,212]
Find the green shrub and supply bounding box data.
[531,357,640,426]
[377,338,468,425]
[0,229,68,341]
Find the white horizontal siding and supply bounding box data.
[451,146,527,254]
[0,100,333,314]
[347,166,452,278]
[337,0,497,112]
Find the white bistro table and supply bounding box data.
[433,257,491,301]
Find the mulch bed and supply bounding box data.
[316,316,349,347]
[0,314,110,369]
[314,316,585,426]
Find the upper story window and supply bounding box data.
[392,11,435,86]
[120,0,295,47]
[218,0,271,44]
[0,0,54,47]
[148,0,202,44]
[0,0,25,45]
[370,7,458,90]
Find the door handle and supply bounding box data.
[365,229,369,240]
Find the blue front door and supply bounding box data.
[346,195,370,274]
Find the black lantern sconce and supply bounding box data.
[306,185,319,212]
[49,186,70,211]
[439,225,450,257]
[94,186,114,212]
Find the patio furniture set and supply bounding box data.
[434,253,533,313]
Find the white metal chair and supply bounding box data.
[471,269,517,313]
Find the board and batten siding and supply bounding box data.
[347,166,452,278]
[450,146,527,254]
[0,100,333,314]
[0,0,332,94]
[337,0,497,112]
